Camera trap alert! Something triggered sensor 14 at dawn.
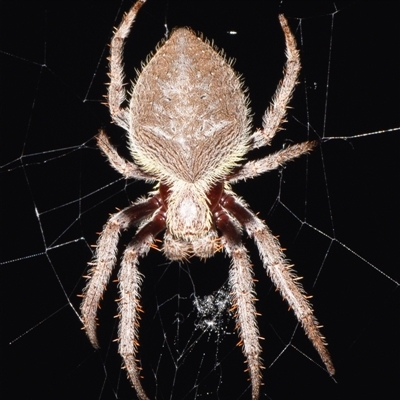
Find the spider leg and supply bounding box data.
[118,213,166,400]
[97,129,155,181]
[221,192,335,376]
[229,140,316,183]
[215,206,262,400]
[108,0,147,129]
[80,195,161,348]
[251,15,301,150]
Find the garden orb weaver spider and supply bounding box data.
[80,1,335,398]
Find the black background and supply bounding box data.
[1,1,399,399]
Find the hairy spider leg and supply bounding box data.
[215,201,262,400]
[117,203,166,400]
[221,193,335,375]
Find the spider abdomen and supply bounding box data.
[129,27,251,185]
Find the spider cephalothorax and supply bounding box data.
[80,1,334,399]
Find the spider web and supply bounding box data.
[2,1,399,399]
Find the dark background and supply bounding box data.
[1,1,399,399]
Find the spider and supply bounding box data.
[80,1,335,399]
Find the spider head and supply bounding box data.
[162,181,213,241]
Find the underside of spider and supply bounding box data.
[80,1,334,399]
